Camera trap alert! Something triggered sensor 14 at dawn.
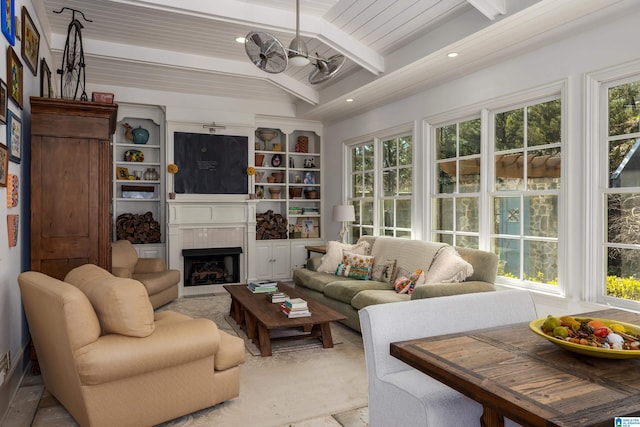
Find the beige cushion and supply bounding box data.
[423,246,474,285]
[111,240,139,278]
[65,264,155,337]
[317,240,370,273]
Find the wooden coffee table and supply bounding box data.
[224,283,347,357]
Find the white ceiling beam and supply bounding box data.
[466,0,506,20]
[101,0,385,74]
[49,34,320,105]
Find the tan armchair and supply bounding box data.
[18,264,246,427]
[111,239,179,308]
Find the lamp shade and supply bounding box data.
[332,205,355,222]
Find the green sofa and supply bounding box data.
[292,236,498,331]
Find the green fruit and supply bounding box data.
[553,326,569,338]
[542,315,560,333]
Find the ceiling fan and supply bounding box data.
[244,0,345,84]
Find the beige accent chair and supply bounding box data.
[111,239,179,308]
[18,264,246,427]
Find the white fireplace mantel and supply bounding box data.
[167,197,259,296]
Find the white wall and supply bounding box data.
[0,0,53,417]
[323,7,640,315]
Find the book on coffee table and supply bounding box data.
[266,292,289,303]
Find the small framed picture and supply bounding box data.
[1,0,15,46]
[297,217,319,238]
[116,166,129,180]
[0,143,8,187]
[304,171,315,184]
[7,109,21,163]
[6,46,22,109]
[0,79,7,124]
[21,6,39,76]
[40,58,51,98]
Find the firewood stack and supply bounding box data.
[256,210,288,240]
[116,212,161,243]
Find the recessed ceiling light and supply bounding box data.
[447,52,458,58]
[235,37,246,43]
[346,98,354,103]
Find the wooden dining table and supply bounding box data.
[390,308,640,427]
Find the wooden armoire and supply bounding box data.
[30,97,118,280]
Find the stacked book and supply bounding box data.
[266,291,289,303]
[248,280,278,293]
[280,298,311,318]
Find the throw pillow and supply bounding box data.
[342,250,375,279]
[396,266,426,286]
[317,240,371,273]
[371,259,398,283]
[423,246,474,285]
[394,269,423,294]
[65,264,155,338]
[335,263,370,280]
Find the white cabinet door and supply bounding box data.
[290,239,323,271]
[254,242,274,280]
[134,243,166,260]
[272,241,291,279]
[254,241,291,280]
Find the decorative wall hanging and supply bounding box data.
[7,109,20,163]
[6,46,22,108]
[6,173,17,207]
[7,214,18,247]
[0,142,7,187]
[1,0,15,46]
[40,58,51,97]
[0,78,6,124]
[21,6,39,75]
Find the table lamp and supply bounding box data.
[332,205,355,243]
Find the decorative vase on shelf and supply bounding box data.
[132,126,149,144]
[144,167,159,181]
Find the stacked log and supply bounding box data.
[256,210,288,240]
[116,212,161,243]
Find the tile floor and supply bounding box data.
[2,371,369,427]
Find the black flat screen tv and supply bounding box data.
[173,132,248,194]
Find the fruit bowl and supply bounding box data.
[530,317,640,359]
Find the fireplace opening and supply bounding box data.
[182,247,242,287]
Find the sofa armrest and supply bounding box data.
[134,258,167,274]
[306,255,323,271]
[411,281,496,300]
[75,317,220,385]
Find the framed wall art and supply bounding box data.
[0,142,8,187]
[40,58,51,97]
[7,109,21,163]
[1,0,15,46]
[6,46,22,108]
[0,79,7,124]
[21,6,39,75]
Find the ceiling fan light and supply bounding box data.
[288,37,310,66]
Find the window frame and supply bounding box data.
[588,61,640,311]
[345,124,414,241]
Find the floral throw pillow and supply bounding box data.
[335,263,370,280]
[341,250,375,280]
[394,269,424,295]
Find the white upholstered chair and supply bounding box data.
[359,289,537,427]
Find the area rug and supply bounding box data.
[157,293,369,427]
[160,293,341,355]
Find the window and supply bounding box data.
[348,132,413,241]
[432,117,481,248]
[603,78,640,304]
[491,98,561,288]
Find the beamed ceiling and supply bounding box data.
[33,0,633,123]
